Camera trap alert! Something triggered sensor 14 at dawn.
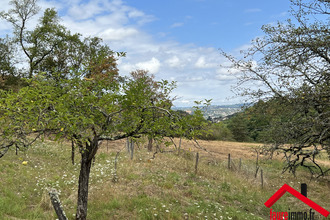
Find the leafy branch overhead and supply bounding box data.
[221,0,330,177]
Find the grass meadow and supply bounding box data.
[0,138,329,219]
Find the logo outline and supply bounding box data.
[264,184,329,217]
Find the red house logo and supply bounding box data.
[264,184,329,217]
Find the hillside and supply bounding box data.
[172,104,243,120]
[0,138,329,219]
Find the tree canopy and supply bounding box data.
[0,1,208,219]
[221,0,330,176]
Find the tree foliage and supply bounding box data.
[0,1,208,219]
[221,0,330,176]
[0,66,179,219]
[0,0,121,82]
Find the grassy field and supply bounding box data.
[0,138,329,219]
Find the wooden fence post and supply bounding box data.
[49,189,68,220]
[112,152,120,182]
[301,183,307,197]
[130,139,134,160]
[126,137,130,153]
[255,151,259,178]
[179,137,182,154]
[195,152,199,174]
[228,154,231,170]
[261,169,264,189]
[147,137,153,152]
[239,158,242,171]
[256,151,259,167]
[255,166,259,178]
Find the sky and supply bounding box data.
[0,0,292,107]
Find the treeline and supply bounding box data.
[197,99,287,143]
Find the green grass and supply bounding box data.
[0,139,329,219]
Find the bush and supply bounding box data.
[199,122,234,141]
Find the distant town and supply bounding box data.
[172,104,244,122]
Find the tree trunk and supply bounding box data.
[71,140,75,165]
[147,137,153,152]
[178,137,182,154]
[76,139,98,220]
[76,152,92,220]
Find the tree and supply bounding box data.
[0,66,179,219]
[199,122,233,141]
[0,36,16,78]
[0,2,176,220]
[1,0,119,81]
[221,0,330,176]
[0,36,24,90]
[227,113,251,142]
[127,69,174,152]
[0,2,208,219]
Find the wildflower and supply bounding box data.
[22,161,28,165]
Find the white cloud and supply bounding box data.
[165,56,183,68]
[272,11,289,18]
[186,76,204,82]
[195,56,217,68]
[244,22,254,26]
[68,1,104,20]
[0,0,246,106]
[99,27,139,41]
[244,8,262,13]
[136,57,161,74]
[215,74,236,81]
[171,22,184,28]
[122,57,161,74]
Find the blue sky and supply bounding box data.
[125,0,290,50]
[0,0,292,106]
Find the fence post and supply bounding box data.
[130,139,134,160]
[112,152,120,182]
[255,166,259,178]
[261,169,264,189]
[195,152,199,174]
[301,183,307,197]
[126,137,130,153]
[49,189,68,220]
[256,151,259,167]
[255,151,259,178]
[239,158,242,171]
[228,154,231,170]
[178,137,182,154]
